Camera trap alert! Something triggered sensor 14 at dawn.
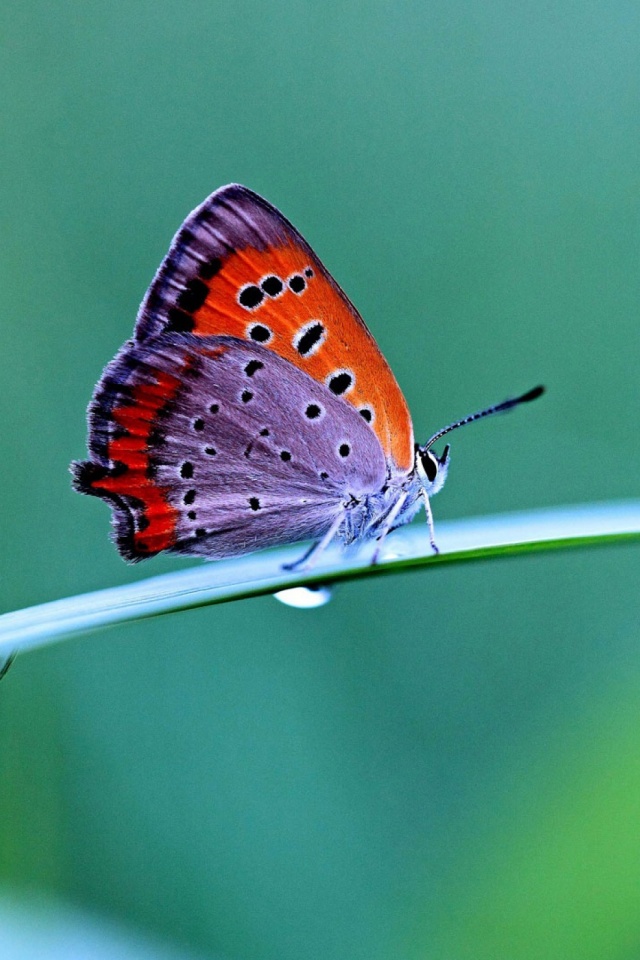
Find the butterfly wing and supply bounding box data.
[135,184,414,473]
[73,335,387,560]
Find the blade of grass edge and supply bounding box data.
[1,501,639,656]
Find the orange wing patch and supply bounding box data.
[135,185,414,473]
[73,368,182,559]
[190,243,414,472]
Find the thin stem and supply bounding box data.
[1,501,639,656]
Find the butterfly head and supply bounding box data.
[415,443,450,496]
[414,385,545,497]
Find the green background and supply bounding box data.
[1,2,639,958]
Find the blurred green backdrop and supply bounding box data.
[1,2,639,959]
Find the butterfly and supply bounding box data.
[72,184,543,568]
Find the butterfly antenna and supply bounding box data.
[424,385,545,451]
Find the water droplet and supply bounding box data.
[274,585,333,609]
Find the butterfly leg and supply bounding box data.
[282,511,345,573]
[371,492,409,565]
[420,488,440,554]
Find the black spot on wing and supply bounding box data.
[166,307,195,333]
[199,257,222,280]
[157,398,177,419]
[295,322,325,357]
[288,274,306,293]
[148,426,166,447]
[249,324,272,343]
[328,371,353,395]
[244,359,264,376]
[177,278,209,312]
[261,275,283,297]
[239,285,264,309]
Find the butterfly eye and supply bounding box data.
[419,449,439,483]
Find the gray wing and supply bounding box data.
[73,334,387,560]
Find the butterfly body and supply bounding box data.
[73,184,542,564]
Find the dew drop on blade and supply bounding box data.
[274,585,333,609]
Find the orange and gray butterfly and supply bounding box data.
[135,184,414,473]
[72,334,387,560]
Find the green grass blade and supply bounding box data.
[1,501,639,656]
